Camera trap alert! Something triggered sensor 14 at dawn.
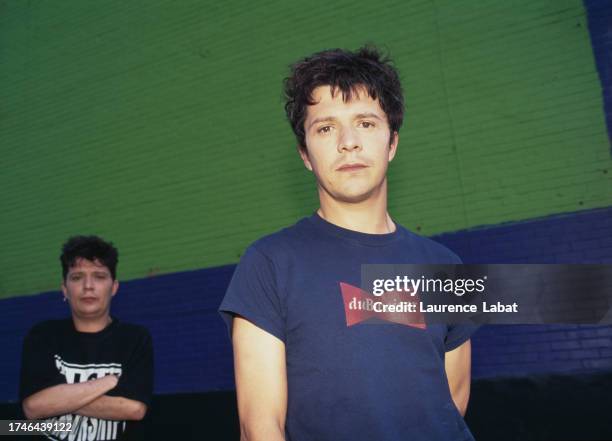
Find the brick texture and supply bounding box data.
[1,0,610,298]
[1,0,611,399]
[435,207,612,378]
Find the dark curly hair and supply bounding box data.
[60,235,119,280]
[284,46,404,151]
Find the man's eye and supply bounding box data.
[359,121,375,129]
[70,275,82,281]
[94,274,108,280]
[317,126,332,134]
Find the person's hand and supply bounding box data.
[101,374,119,389]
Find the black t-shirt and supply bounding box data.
[19,318,153,441]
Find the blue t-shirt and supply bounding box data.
[220,214,476,441]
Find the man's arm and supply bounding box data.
[81,327,153,421]
[233,316,287,441]
[75,395,146,421]
[444,339,471,416]
[22,375,118,420]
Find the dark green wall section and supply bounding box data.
[1,0,611,298]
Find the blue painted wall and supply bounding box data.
[2,0,611,405]
[2,207,611,402]
[585,0,612,145]
[434,206,612,377]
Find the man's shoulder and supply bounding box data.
[26,318,71,336]
[22,319,71,349]
[397,224,462,264]
[113,320,152,340]
[247,216,314,259]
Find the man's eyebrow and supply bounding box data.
[308,113,385,130]
[308,116,336,130]
[355,112,384,121]
[67,270,110,276]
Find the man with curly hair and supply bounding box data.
[221,47,475,441]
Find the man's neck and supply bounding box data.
[317,185,395,234]
[72,315,113,333]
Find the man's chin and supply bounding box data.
[72,308,110,320]
[333,189,377,204]
[318,181,385,204]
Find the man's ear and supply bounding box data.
[388,131,399,162]
[298,146,313,171]
[111,280,119,297]
[61,282,68,300]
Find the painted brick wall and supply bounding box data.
[1,0,610,298]
[470,325,612,377]
[1,0,611,403]
[434,206,612,377]
[584,0,612,145]
[1,207,610,402]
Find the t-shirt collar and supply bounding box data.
[307,212,402,247]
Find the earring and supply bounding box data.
[63,297,67,302]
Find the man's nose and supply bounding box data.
[83,275,94,289]
[337,126,362,153]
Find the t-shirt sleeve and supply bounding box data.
[444,324,479,352]
[219,245,286,343]
[19,325,65,401]
[107,327,154,406]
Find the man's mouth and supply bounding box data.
[81,297,98,303]
[337,163,368,172]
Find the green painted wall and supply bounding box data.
[1,0,610,298]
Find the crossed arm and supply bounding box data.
[22,375,146,421]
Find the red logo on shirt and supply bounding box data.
[340,282,426,329]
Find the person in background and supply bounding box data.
[20,235,153,441]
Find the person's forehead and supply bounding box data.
[306,85,385,117]
[68,258,110,273]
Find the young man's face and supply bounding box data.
[62,258,118,322]
[300,85,398,204]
